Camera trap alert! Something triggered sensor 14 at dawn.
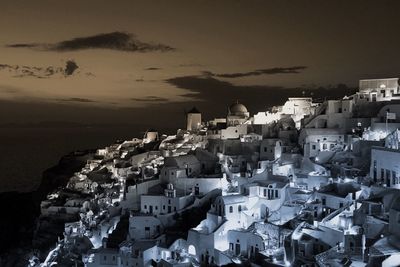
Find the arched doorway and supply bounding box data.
[188,245,196,256]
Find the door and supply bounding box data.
[149,205,153,214]
[145,226,150,239]
[235,243,240,255]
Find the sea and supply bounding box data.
[0,125,176,193]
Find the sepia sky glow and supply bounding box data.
[1,0,399,124]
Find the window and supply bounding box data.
[322,198,326,205]
[263,189,267,197]
[163,205,165,210]
[264,147,267,152]
[238,205,242,212]
[312,145,316,150]
[339,202,343,208]
[144,205,147,209]
[104,256,107,261]
[275,190,278,198]
[322,143,327,150]
[229,206,233,213]
[168,199,171,204]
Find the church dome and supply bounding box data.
[229,102,248,115]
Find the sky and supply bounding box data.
[1,0,400,125]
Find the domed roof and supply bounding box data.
[229,102,248,115]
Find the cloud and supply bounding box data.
[205,66,307,78]
[65,60,79,76]
[57,97,96,103]
[144,67,162,71]
[0,60,81,78]
[6,32,175,53]
[166,75,356,114]
[130,96,168,102]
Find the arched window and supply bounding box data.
[229,206,233,213]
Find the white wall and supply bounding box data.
[221,124,248,139]
[129,216,163,240]
[370,148,400,188]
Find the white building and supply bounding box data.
[357,78,400,102]
[260,139,282,161]
[186,107,202,131]
[140,184,194,215]
[299,128,346,159]
[128,216,163,241]
[161,154,201,183]
[370,129,400,188]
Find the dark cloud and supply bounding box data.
[166,75,356,115]
[64,60,79,76]
[57,97,96,103]
[130,96,168,102]
[0,60,83,78]
[6,32,175,53]
[144,67,162,71]
[0,63,63,78]
[5,43,38,48]
[205,66,307,78]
